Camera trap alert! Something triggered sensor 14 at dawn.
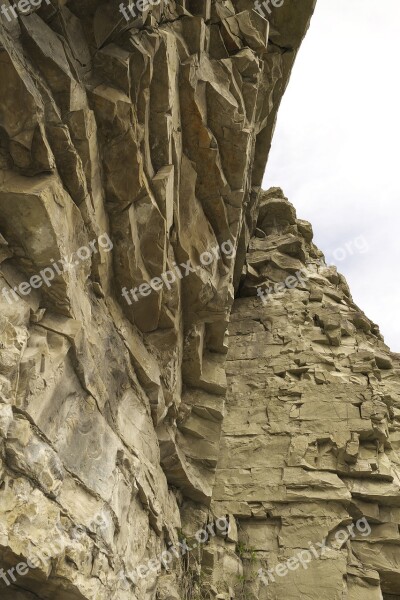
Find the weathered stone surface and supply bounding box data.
[209,189,400,599]
[2,2,398,600]
[0,1,317,597]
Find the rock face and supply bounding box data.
[1,1,399,600]
[210,189,400,599]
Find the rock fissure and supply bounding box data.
[1,1,399,599]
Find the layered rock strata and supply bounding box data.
[0,1,316,599]
[2,1,399,600]
[208,189,400,600]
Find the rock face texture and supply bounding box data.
[1,1,399,599]
[211,189,400,600]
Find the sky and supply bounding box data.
[263,0,400,351]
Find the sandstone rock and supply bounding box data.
[2,2,398,600]
[208,192,400,599]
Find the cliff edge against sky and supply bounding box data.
[1,1,399,599]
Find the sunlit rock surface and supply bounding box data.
[2,2,398,600]
[211,189,400,599]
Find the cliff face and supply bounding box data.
[212,189,400,600]
[2,1,398,600]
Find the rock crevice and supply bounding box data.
[2,2,398,600]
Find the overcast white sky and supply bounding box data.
[264,0,400,351]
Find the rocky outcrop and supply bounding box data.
[208,189,400,599]
[0,1,316,598]
[2,1,399,600]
